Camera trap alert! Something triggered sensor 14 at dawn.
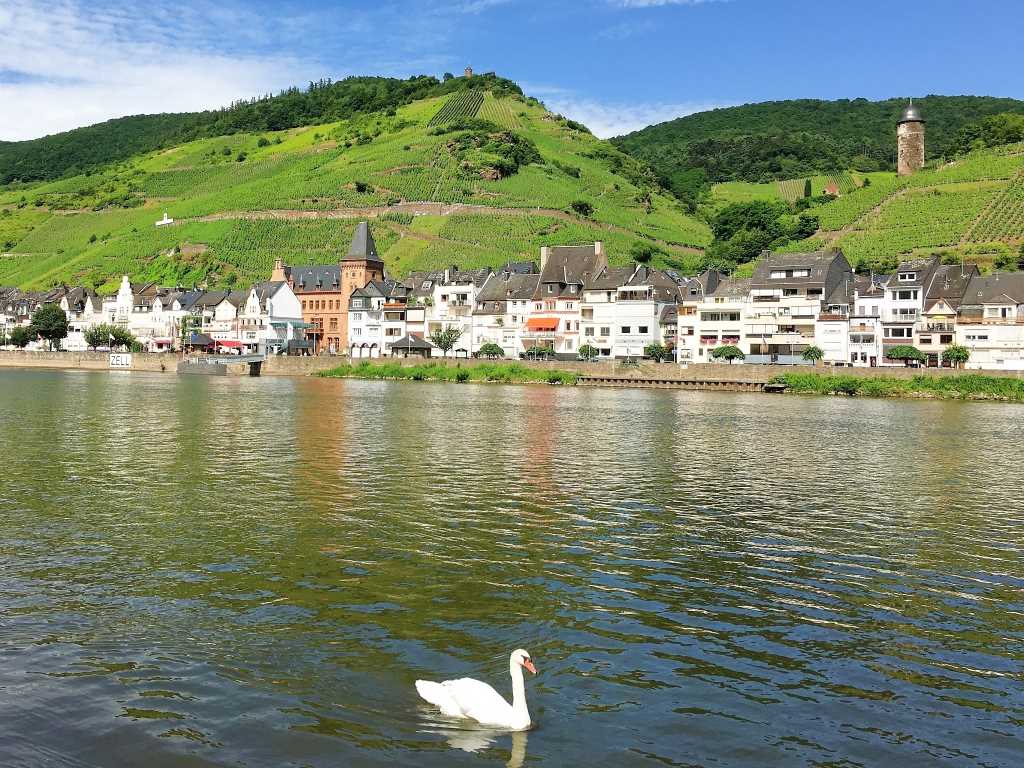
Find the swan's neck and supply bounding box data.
[509,661,530,725]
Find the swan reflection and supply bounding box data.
[433,726,528,767]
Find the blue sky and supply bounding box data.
[2,0,1023,141]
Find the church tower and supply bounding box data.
[897,100,925,176]
[339,221,385,348]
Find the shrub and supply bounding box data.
[570,200,594,218]
[257,136,271,147]
[455,369,470,383]
[477,342,505,359]
[885,344,925,366]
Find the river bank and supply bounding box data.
[772,371,1024,402]
[317,360,579,385]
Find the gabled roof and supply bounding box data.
[885,257,939,289]
[925,263,979,309]
[585,266,634,291]
[751,250,851,289]
[389,334,434,351]
[961,273,1024,307]
[707,277,752,299]
[537,244,607,298]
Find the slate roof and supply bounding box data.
[585,266,635,291]
[474,273,540,315]
[707,277,752,299]
[924,264,979,310]
[536,244,607,298]
[344,221,382,263]
[961,273,1024,307]
[750,251,851,289]
[389,334,434,351]
[291,265,341,293]
[885,257,938,289]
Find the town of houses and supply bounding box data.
[3,221,1024,371]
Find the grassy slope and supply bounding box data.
[0,94,710,291]
[722,145,1024,272]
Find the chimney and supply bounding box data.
[540,246,550,272]
[271,257,286,283]
[595,241,604,257]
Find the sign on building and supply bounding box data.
[109,353,132,369]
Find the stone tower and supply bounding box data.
[464,66,473,78]
[339,221,385,348]
[897,100,925,176]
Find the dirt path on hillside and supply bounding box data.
[817,185,911,244]
[180,203,705,254]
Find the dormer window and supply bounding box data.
[898,272,916,282]
[547,285,554,294]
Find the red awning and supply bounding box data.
[215,340,243,348]
[526,317,559,331]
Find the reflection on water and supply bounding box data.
[0,369,1022,767]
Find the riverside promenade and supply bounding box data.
[3,351,1023,392]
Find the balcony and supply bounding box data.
[919,321,955,332]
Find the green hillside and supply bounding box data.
[0,90,709,292]
[768,143,1024,273]
[613,96,1024,195]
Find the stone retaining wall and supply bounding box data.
[4,351,1023,384]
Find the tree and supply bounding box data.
[85,322,127,350]
[578,344,599,361]
[942,344,970,369]
[569,200,594,218]
[429,326,463,358]
[644,343,669,362]
[803,178,812,198]
[629,240,665,265]
[257,136,271,147]
[477,342,505,359]
[885,344,925,367]
[710,345,745,364]
[9,326,32,348]
[801,345,824,365]
[30,304,69,350]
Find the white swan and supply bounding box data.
[415,649,537,730]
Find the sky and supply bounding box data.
[2,0,1023,142]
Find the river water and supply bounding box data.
[0,369,1021,767]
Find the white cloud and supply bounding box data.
[0,0,509,141]
[541,95,729,138]
[0,1,320,140]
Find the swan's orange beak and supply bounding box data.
[522,659,537,675]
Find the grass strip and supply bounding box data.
[316,360,578,386]
[772,372,1024,402]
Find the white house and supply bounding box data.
[472,269,541,357]
[424,267,492,356]
[956,272,1024,370]
[523,244,606,359]
[241,280,304,354]
[694,277,751,362]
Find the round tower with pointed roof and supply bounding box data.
[897,99,925,176]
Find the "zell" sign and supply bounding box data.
[109,353,132,369]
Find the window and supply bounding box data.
[898,272,916,282]
[783,289,799,297]
[638,326,649,334]
[569,285,577,294]
[621,326,630,334]
[329,318,338,330]
[606,291,614,302]
[386,328,400,337]
[885,327,912,338]
[807,289,822,297]
[941,334,953,344]
[600,326,610,337]
[584,327,595,337]
[565,302,574,310]
[352,328,362,336]
[919,335,931,345]
[351,312,361,321]
[896,290,919,301]
[547,285,554,294]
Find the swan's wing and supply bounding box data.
[439,678,513,725]
[415,679,464,717]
